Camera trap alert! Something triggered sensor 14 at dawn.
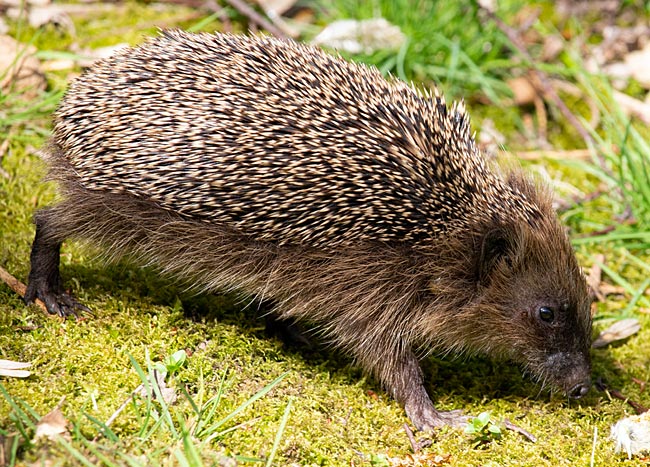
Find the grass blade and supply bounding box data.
[265,398,293,467]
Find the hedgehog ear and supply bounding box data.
[478,228,512,285]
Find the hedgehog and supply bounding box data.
[24,30,592,430]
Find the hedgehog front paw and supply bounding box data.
[25,281,90,318]
[406,401,469,431]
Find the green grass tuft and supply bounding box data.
[320,0,516,101]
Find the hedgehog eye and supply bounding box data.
[538,306,555,323]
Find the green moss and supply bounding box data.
[3,166,649,464]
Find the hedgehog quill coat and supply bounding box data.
[26,30,592,430]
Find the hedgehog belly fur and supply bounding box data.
[42,156,447,356]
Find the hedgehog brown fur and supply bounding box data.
[25,30,592,430]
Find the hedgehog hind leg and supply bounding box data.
[24,208,90,318]
[265,314,314,349]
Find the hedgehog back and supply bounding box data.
[52,30,539,249]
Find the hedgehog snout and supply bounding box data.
[568,380,591,399]
[543,351,591,398]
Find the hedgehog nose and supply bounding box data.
[568,381,591,399]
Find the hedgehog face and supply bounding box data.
[509,284,592,399]
[472,221,593,398]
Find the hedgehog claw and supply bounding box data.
[407,403,469,431]
[25,283,91,318]
[54,292,92,318]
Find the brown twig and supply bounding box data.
[510,148,593,161]
[209,0,233,34]
[575,225,616,239]
[596,378,649,415]
[0,265,47,314]
[223,0,287,38]
[504,418,537,443]
[156,0,233,32]
[93,387,138,441]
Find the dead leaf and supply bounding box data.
[76,43,129,68]
[585,255,629,301]
[0,359,31,378]
[0,432,21,467]
[34,406,69,441]
[254,0,302,37]
[477,0,496,13]
[557,0,619,21]
[40,59,76,72]
[478,118,505,160]
[541,34,564,62]
[592,318,641,348]
[291,8,315,25]
[632,378,647,393]
[1,0,53,6]
[587,254,604,301]
[0,35,46,99]
[135,370,177,405]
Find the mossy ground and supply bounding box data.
[1,1,650,465]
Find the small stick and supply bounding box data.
[608,388,648,414]
[595,378,649,415]
[504,418,537,443]
[575,225,616,239]
[92,385,142,441]
[223,0,287,39]
[0,265,47,313]
[509,149,593,161]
